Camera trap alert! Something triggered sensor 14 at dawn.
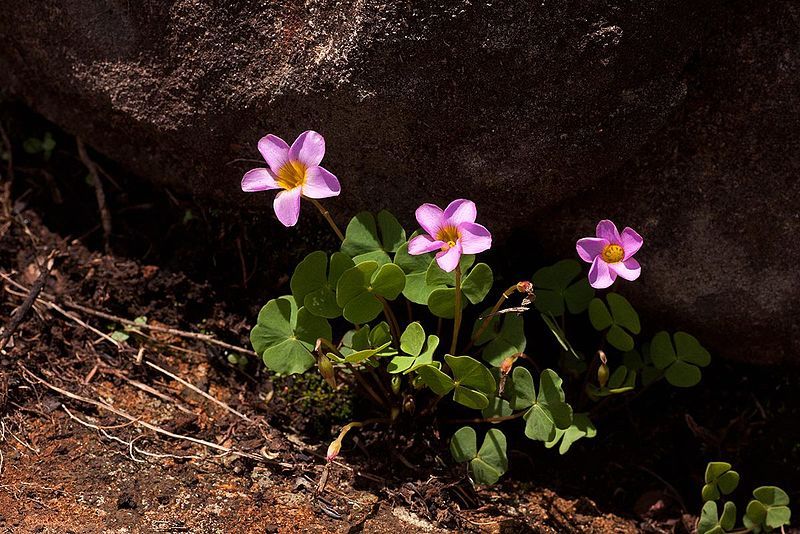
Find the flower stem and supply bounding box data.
[462,284,519,353]
[450,265,463,355]
[376,295,402,349]
[305,197,345,242]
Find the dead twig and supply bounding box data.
[0,250,56,351]
[19,363,260,460]
[76,138,112,252]
[144,360,252,422]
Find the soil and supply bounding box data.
[0,107,798,533]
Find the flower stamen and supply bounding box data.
[436,225,461,250]
[601,243,625,263]
[276,160,307,190]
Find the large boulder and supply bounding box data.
[525,0,800,364]
[0,0,710,225]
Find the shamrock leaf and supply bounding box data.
[744,486,792,533]
[588,293,641,351]
[339,324,395,364]
[426,257,493,318]
[698,501,737,534]
[544,413,597,455]
[394,234,438,305]
[450,427,508,485]
[702,462,740,502]
[291,251,355,319]
[341,210,406,265]
[250,296,332,375]
[505,367,572,441]
[336,261,405,324]
[650,331,710,387]
[388,322,440,373]
[472,313,526,367]
[416,355,496,410]
[533,260,595,316]
[623,348,662,386]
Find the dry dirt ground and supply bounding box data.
[0,204,652,533]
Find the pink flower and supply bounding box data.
[241,131,341,227]
[407,199,492,272]
[576,220,643,289]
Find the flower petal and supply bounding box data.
[588,257,616,289]
[459,222,492,254]
[273,187,302,227]
[415,203,445,236]
[435,243,462,273]
[620,227,643,260]
[609,258,641,281]
[596,220,621,244]
[408,234,446,255]
[443,199,477,226]
[289,130,325,168]
[241,168,280,192]
[257,134,290,173]
[302,166,340,198]
[576,237,608,263]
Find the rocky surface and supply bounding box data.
[525,0,800,364]
[0,0,710,222]
[1,0,797,363]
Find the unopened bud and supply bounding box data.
[326,438,342,462]
[412,375,425,389]
[391,375,402,395]
[516,281,533,294]
[403,394,416,415]
[597,363,610,388]
[500,354,520,375]
[318,354,336,389]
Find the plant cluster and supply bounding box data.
[697,462,791,533]
[242,131,713,485]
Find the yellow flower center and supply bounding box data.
[436,225,460,250]
[276,160,308,190]
[602,243,625,263]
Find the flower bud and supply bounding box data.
[597,363,610,388]
[391,375,401,395]
[403,394,415,415]
[326,438,342,462]
[516,281,533,294]
[318,354,336,389]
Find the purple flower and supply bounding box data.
[407,199,492,272]
[241,131,341,227]
[576,220,643,289]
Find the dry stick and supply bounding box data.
[76,138,112,252]
[19,364,261,459]
[0,272,255,357]
[143,360,251,422]
[98,367,195,416]
[0,123,14,217]
[0,251,56,351]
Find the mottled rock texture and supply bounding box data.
[0,0,797,362]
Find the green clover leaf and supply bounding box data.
[336,261,406,324]
[698,501,737,534]
[544,413,597,455]
[425,257,492,318]
[416,355,496,409]
[650,331,710,387]
[533,260,595,316]
[250,296,331,375]
[388,322,440,374]
[394,234,439,305]
[341,211,406,265]
[588,293,641,351]
[744,486,791,532]
[505,367,572,441]
[290,251,355,319]
[450,427,508,485]
[702,462,740,502]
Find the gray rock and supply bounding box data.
[528,0,800,364]
[0,0,710,225]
